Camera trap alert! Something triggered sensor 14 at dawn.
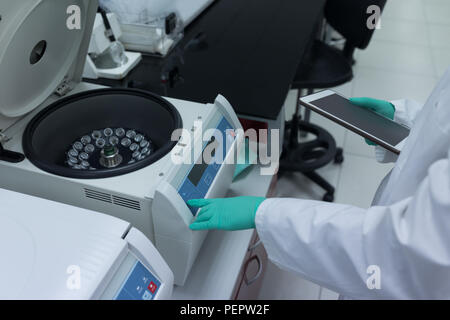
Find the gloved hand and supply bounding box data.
[188,197,266,231]
[349,97,396,145]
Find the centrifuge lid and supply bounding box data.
[0,0,98,118]
[0,188,129,299]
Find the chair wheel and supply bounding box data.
[334,154,344,164]
[323,193,334,202]
[334,148,344,164]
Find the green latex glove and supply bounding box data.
[188,197,266,231]
[350,97,396,146]
[233,138,258,181]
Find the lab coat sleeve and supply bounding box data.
[255,149,450,299]
[374,99,424,163]
[391,98,423,128]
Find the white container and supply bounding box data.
[100,0,175,24]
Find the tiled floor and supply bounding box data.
[258,0,449,300]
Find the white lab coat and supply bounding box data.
[255,68,450,299]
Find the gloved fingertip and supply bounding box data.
[388,102,396,117]
[187,198,209,207]
[189,223,199,230]
[189,222,210,231]
[194,211,212,223]
[349,97,369,107]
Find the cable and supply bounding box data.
[98,7,116,42]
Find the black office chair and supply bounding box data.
[280,0,387,202]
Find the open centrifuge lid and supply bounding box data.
[0,0,98,118]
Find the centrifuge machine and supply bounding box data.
[0,0,243,285]
[0,188,173,300]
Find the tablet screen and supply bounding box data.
[309,94,410,147]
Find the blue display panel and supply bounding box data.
[115,261,161,300]
[179,117,235,215]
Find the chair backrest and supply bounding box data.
[325,0,387,50]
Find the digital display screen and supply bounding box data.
[188,137,217,187]
[188,162,209,187]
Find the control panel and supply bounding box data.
[115,261,161,300]
[178,117,235,215]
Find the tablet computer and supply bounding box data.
[300,90,410,155]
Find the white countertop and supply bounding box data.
[172,165,273,300]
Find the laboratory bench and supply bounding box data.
[172,164,277,300]
[86,0,327,122]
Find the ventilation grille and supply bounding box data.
[84,189,141,211]
[84,188,112,204]
[112,195,141,211]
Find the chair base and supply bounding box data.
[280,117,344,202]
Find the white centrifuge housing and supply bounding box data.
[0,188,173,300]
[0,0,243,285]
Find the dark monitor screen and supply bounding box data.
[310,94,410,147]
